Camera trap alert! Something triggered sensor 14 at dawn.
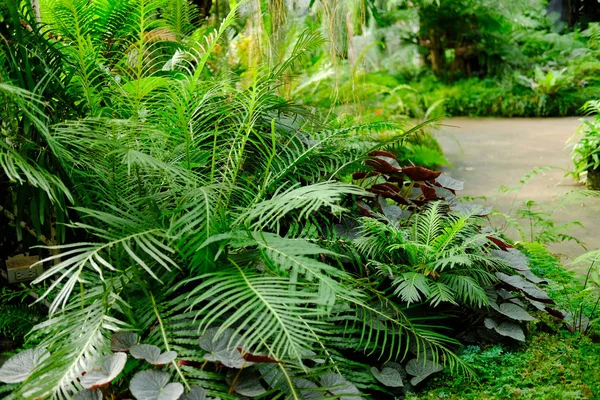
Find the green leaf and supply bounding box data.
[227,369,266,397]
[73,389,103,400]
[179,386,214,400]
[491,249,530,271]
[320,373,361,400]
[496,303,536,321]
[110,332,139,352]
[405,357,443,386]
[130,344,177,366]
[392,272,430,305]
[427,281,457,307]
[130,370,184,400]
[495,272,552,302]
[0,348,50,384]
[198,328,246,369]
[371,366,404,387]
[81,353,127,389]
[235,182,367,230]
[484,319,525,341]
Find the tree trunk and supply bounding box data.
[30,0,41,23]
[428,29,445,79]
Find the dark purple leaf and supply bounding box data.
[402,166,441,181]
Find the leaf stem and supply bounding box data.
[150,293,191,391]
[228,361,247,395]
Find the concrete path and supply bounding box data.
[436,117,600,267]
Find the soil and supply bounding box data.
[437,117,600,272]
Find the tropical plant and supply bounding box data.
[570,99,600,188]
[354,201,502,308]
[0,2,479,399]
[565,251,600,335]
[521,67,572,96]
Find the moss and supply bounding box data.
[409,332,600,399]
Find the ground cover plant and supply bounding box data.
[0,1,599,400]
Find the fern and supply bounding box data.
[357,202,502,308]
[0,305,41,340]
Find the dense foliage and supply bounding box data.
[293,0,600,117]
[0,1,598,400]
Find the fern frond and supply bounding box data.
[427,281,457,307]
[391,272,430,305]
[441,275,489,308]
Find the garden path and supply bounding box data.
[437,117,600,271]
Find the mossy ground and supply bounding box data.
[409,331,599,399]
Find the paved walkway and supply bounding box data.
[437,117,600,267]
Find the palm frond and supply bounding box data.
[16,297,129,400]
[32,208,176,313]
[182,264,331,362]
[235,182,367,231]
[0,143,72,203]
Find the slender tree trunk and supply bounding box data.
[428,29,445,79]
[30,0,41,23]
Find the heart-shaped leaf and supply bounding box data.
[0,348,50,383]
[450,202,492,216]
[435,174,464,191]
[484,319,525,341]
[226,369,266,397]
[293,378,321,399]
[405,358,443,386]
[179,385,216,400]
[484,318,498,330]
[518,269,548,284]
[130,344,177,366]
[496,303,536,321]
[81,353,127,389]
[365,157,402,174]
[357,201,374,217]
[377,196,411,220]
[111,331,139,352]
[320,373,361,400]
[494,322,526,341]
[383,361,406,378]
[130,370,184,400]
[74,389,103,400]
[527,298,549,311]
[487,236,513,250]
[199,328,246,368]
[371,366,404,387]
[402,166,441,181]
[492,249,530,271]
[238,349,280,364]
[434,186,457,201]
[495,272,553,302]
[368,150,397,159]
[419,184,438,200]
[334,218,360,240]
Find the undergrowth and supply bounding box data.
[408,242,600,399]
